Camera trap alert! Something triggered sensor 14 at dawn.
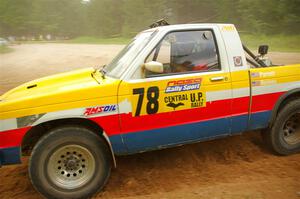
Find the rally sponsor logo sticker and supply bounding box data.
[222,25,235,31]
[252,80,277,87]
[164,94,188,110]
[190,92,205,108]
[165,78,202,93]
[164,92,206,110]
[259,71,275,78]
[251,71,275,78]
[166,102,184,110]
[251,72,260,78]
[233,56,243,67]
[84,105,117,116]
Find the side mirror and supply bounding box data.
[258,45,269,56]
[144,61,164,73]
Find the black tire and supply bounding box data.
[29,126,112,199]
[263,99,300,155]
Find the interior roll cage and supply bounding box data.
[243,44,267,68]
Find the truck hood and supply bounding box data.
[0,67,119,114]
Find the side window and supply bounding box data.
[147,40,171,64]
[144,30,220,78]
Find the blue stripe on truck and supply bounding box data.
[0,146,21,166]
[110,110,272,155]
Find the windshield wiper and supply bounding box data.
[99,65,106,79]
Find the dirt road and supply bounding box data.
[0,44,124,94]
[0,44,300,199]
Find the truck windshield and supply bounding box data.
[104,30,157,78]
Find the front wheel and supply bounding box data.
[263,100,300,155]
[29,126,112,199]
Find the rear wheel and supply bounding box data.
[29,126,111,199]
[263,100,300,155]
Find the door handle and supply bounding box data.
[210,76,225,82]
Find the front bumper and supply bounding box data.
[0,147,21,167]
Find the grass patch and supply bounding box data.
[68,36,131,44]
[0,45,13,54]
[240,34,300,52]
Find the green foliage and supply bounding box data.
[87,0,123,37]
[0,0,299,38]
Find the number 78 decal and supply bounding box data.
[132,86,159,116]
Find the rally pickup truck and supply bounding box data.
[0,23,300,199]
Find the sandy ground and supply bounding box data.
[0,44,124,94]
[0,44,300,199]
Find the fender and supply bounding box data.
[31,107,89,126]
[29,108,118,167]
[269,88,300,127]
[102,131,117,167]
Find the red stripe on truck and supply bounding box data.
[0,127,31,148]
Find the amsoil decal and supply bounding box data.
[165,78,202,93]
[84,105,117,116]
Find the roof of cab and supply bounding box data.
[144,23,234,32]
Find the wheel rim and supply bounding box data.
[47,144,96,190]
[283,112,300,145]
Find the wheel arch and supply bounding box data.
[269,88,300,127]
[21,117,117,167]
